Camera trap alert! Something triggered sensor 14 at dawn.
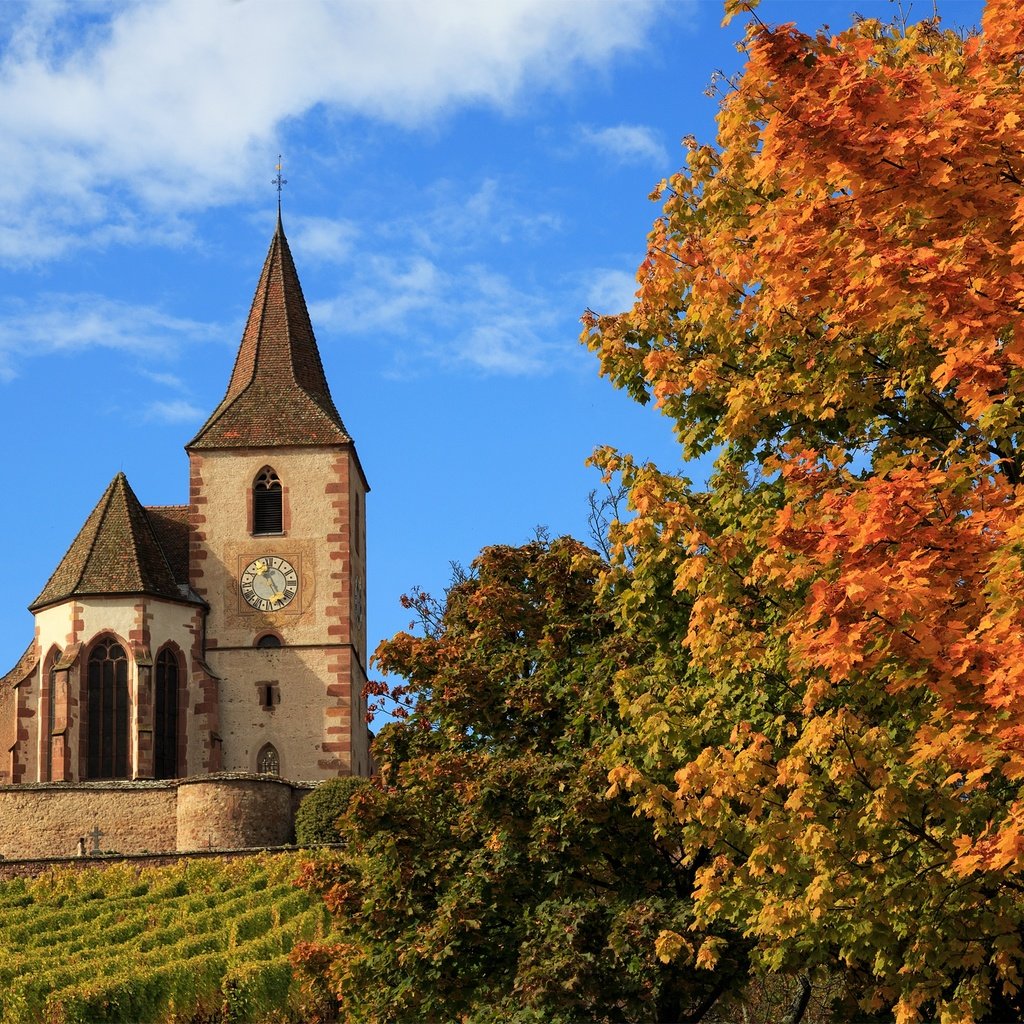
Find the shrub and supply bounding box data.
[295,777,368,846]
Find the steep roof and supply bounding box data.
[187,213,352,450]
[30,474,191,611]
[1,643,37,690]
[145,505,191,586]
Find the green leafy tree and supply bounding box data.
[296,776,371,846]
[295,538,745,1024]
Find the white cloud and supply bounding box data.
[312,254,564,377]
[137,369,187,390]
[0,0,663,262]
[585,268,639,316]
[579,124,670,166]
[289,216,359,264]
[410,178,563,253]
[0,293,220,377]
[144,399,205,423]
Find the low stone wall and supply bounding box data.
[0,781,177,859]
[177,776,298,851]
[0,774,317,860]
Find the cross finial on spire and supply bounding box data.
[273,155,287,212]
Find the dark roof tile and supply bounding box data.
[145,505,190,585]
[1,644,37,690]
[187,214,351,450]
[30,474,192,611]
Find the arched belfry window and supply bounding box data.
[257,743,280,776]
[154,648,179,779]
[253,467,283,535]
[86,638,129,780]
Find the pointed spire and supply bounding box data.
[30,473,186,611]
[187,217,351,450]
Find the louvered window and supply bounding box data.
[154,648,179,779]
[86,638,129,780]
[253,468,283,534]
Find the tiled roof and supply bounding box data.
[1,643,37,690]
[30,474,193,611]
[187,213,352,450]
[145,505,190,586]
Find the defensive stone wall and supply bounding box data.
[176,775,297,851]
[0,774,315,860]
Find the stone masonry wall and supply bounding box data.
[0,782,177,860]
[176,776,298,851]
[0,775,315,860]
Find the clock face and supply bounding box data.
[240,556,298,612]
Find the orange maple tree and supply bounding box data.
[585,2,1024,1020]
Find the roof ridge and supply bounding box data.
[129,481,181,593]
[74,475,119,596]
[187,218,353,451]
[119,476,146,595]
[30,473,192,611]
[189,230,278,445]
[1,643,37,690]
[276,229,343,425]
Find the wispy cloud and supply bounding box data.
[0,293,220,379]
[144,399,205,423]
[290,216,360,264]
[579,124,670,166]
[0,0,663,262]
[584,268,639,316]
[311,255,564,377]
[409,178,563,254]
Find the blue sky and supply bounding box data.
[0,0,986,684]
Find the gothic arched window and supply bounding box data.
[44,647,61,782]
[154,647,179,779]
[257,743,280,776]
[253,467,283,535]
[86,638,129,780]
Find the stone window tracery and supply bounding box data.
[86,637,129,780]
[43,646,61,782]
[257,743,280,776]
[253,467,283,535]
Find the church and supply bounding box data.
[0,215,371,859]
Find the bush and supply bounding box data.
[295,777,369,845]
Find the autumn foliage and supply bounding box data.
[296,540,746,1023]
[582,1,1024,1020]
[297,2,1024,1022]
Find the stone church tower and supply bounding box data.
[186,212,370,780]
[0,214,370,794]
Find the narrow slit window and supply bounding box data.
[253,468,282,534]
